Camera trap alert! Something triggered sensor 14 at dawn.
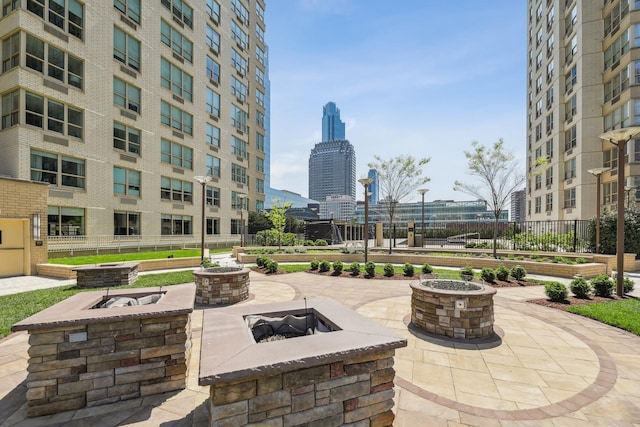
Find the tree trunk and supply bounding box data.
[492,216,499,259]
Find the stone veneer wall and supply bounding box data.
[74,263,139,288]
[208,349,397,427]
[411,286,495,339]
[25,313,191,417]
[194,268,249,305]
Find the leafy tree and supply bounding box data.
[587,206,640,256]
[248,211,272,234]
[454,140,525,258]
[368,154,430,253]
[264,200,293,249]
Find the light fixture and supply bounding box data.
[32,214,41,240]
[587,168,610,255]
[194,175,212,262]
[417,189,428,248]
[358,178,373,263]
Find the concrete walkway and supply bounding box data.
[1,271,640,425]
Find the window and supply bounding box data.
[114,77,141,113]
[256,45,266,66]
[161,57,193,101]
[536,51,542,69]
[545,167,553,186]
[256,67,265,86]
[256,157,264,173]
[2,33,19,72]
[114,26,141,71]
[161,138,193,169]
[206,217,220,235]
[546,60,554,81]
[2,0,20,16]
[536,75,543,93]
[565,5,577,35]
[565,65,577,92]
[256,178,264,194]
[256,110,265,129]
[605,1,629,37]
[231,104,247,132]
[160,176,193,203]
[256,89,265,107]
[206,87,220,117]
[256,132,265,152]
[160,100,193,135]
[206,0,220,23]
[114,0,140,24]
[231,76,247,102]
[161,214,192,235]
[206,186,220,207]
[231,49,247,76]
[545,193,553,212]
[231,21,248,50]
[604,148,618,170]
[604,29,630,70]
[31,149,85,188]
[566,35,577,63]
[604,67,629,102]
[545,139,553,158]
[25,34,83,87]
[113,122,140,154]
[231,0,249,25]
[114,211,140,236]
[256,2,265,22]
[231,191,247,209]
[535,146,542,160]
[231,163,247,184]
[206,24,220,53]
[256,200,264,212]
[27,0,83,39]
[546,87,554,108]
[113,167,140,196]
[48,206,84,236]
[161,0,192,28]
[564,158,576,180]
[535,99,542,118]
[547,6,554,27]
[206,155,221,177]
[206,123,220,147]
[545,113,553,134]
[565,96,576,121]
[25,91,83,138]
[546,34,554,57]
[206,56,220,83]
[535,174,542,190]
[232,135,247,159]
[564,188,576,208]
[256,24,265,44]
[603,182,618,204]
[230,218,241,234]
[160,19,193,62]
[1,90,18,129]
[534,196,541,213]
[604,102,630,130]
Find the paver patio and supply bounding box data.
[0,271,639,426]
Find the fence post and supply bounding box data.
[573,219,578,253]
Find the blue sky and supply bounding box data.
[265,0,527,202]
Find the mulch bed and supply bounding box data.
[528,295,620,311]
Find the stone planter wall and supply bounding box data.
[72,262,139,288]
[193,267,250,305]
[208,349,397,427]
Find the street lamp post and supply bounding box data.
[588,168,610,255]
[418,189,428,248]
[358,178,373,263]
[194,175,212,262]
[599,127,640,297]
[624,186,634,207]
[238,194,247,247]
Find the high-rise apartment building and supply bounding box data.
[321,101,345,142]
[0,0,268,241]
[511,189,526,223]
[526,0,640,221]
[308,139,356,202]
[367,168,379,205]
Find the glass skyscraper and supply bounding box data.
[321,102,346,142]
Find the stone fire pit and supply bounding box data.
[72,261,139,288]
[12,283,195,417]
[411,278,496,339]
[193,266,249,305]
[199,298,407,426]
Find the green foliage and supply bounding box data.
[256,256,267,267]
[50,249,210,266]
[304,240,316,246]
[403,263,415,277]
[587,206,640,256]
[315,239,328,246]
[510,265,527,280]
[248,210,272,234]
[349,262,361,275]
[576,257,586,264]
[460,266,474,279]
[570,277,592,299]
[256,229,297,246]
[421,263,433,274]
[545,282,568,302]
[365,261,376,277]
[512,230,582,252]
[264,201,293,248]
[332,261,344,274]
[200,258,218,268]
[319,260,331,272]
[624,277,635,294]
[568,298,640,336]
[480,267,496,283]
[383,263,395,277]
[310,259,319,270]
[265,259,279,273]
[591,274,614,297]
[495,264,510,281]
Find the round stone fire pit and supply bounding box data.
[410,277,496,340]
[193,266,250,305]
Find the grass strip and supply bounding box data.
[49,249,230,266]
[567,298,640,336]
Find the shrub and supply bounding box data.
[576,257,586,264]
[310,259,319,270]
[284,248,295,254]
[304,240,316,246]
[507,254,515,260]
[624,277,635,294]
[365,261,376,277]
[256,256,267,267]
[516,255,525,261]
[315,239,328,246]
[570,277,591,299]
[403,263,415,277]
[383,263,395,277]
[421,263,433,274]
[332,261,343,274]
[495,264,510,281]
[545,282,568,302]
[591,274,614,297]
[265,259,279,273]
[510,265,527,280]
[460,266,474,280]
[349,262,361,275]
[480,267,496,283]
[319,260,331,272]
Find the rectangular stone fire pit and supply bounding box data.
[72,261,139,288]
[12,283,195,417]
[199,298,407,427]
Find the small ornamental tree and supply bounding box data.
[264,200,293,249]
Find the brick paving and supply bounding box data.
[0,271,639,425]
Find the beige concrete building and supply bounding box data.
[526,0,640,221]
[0,0,267,248]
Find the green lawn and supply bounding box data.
[567,298,640,335]
[49,249,230,266]
[0,271,194,339]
